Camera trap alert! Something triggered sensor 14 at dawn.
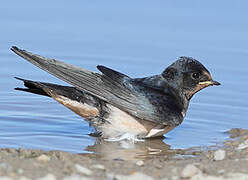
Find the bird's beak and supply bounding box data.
[198,80,221,86]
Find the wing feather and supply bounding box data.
[12,46,182,126]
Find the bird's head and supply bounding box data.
[162,57,220,100]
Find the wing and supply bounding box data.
[11,46,132,101]
[11,46,182,126]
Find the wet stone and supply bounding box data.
[17,168,24,174]
[0,177,13,180]
[37,154,51,162]
[180,164,201,178]
[135,160,144,166]
[91,164,105,170]
[75,164,92,176]
[18,177,31,180]
[36,174,56,180]
[237,140,248,150]
[63,175,92,180]
[214,150,226,161]
[115,172,154,180]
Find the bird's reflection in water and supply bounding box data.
[85,137,174,161]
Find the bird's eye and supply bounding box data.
[192,72,200,79]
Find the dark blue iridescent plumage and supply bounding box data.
[11,46,220,139]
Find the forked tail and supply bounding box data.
[15,77,101,120]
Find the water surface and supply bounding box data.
[0,1,247,155]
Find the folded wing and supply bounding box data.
[12,46,181,126]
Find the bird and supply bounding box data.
[11,46,220,141]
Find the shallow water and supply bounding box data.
[0,1,248,155]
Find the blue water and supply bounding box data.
[0,1,248,155]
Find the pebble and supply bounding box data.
[171,176,179,180]
[75,164,92,176]
[0,177,13,180]
[36,174,56,180]
[0,163,12,171]
[190,174,223,180]
[217,169,225,175]
[19,177,31,180]
[17,168,24,174]
[115,172,154,180]
[135,160,144,166]
[172,168,178,174]
[37,154,51,162]
[91,164,105,170]
[189,173,248,180]
[161,178,169,180]
[213,150,226,161]
[155,164,163,169]
[180,164,201,178]
[63,175,92,180]
[7,149,16,154]
[106,173,115,180]
[237,139,248,150]
[226,173,248,180]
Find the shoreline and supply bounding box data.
[0,128,248,180]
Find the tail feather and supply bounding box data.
[15,77,101,120]
[15,77,50,97]
[15,87,49,97]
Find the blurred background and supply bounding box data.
[0,0,247,153]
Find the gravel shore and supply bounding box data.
[0,128,248,180]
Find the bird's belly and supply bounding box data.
[99,104,173,140]
[46,92,173,140]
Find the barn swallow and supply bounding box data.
[11,46,220,141]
